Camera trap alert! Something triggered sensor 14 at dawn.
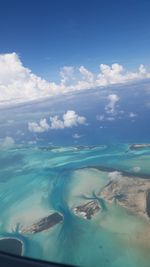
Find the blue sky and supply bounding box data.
[0,0,150,81]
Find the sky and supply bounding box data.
[0,0,150,106]
[0,0,150,79]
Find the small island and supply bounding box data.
[73,200,100,220]
[21,212,63,234]
[129,144,150,150]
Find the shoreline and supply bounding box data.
[83,165,150,179]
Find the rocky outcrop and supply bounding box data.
[73,200,100,220]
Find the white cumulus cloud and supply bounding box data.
[50,116,65,129]
[105,94,120,114]
[28,111,87,132]
[63,110,86,127]
[50,110,87,129]
[0,53,61,106]
[79,66,94,83]
[60,66,75,85]
[1,53,150,106]
[28,118,50,133]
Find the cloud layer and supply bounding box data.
[0,53,150,106]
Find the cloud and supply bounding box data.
[50,116,65,129]
[96,114,116,122]
[50,110,87,129]
[60,66,75,85]
[63,110,86,127]
[79,66,94,83]
[107,116,115,121]
[0,53,62,106]
[28,118,50,133]
[132,166,141,173]
[0,136,15,148]
[96,115,105,121]
[96,64,124,86]
[105,94,120,114]
[72,133,82,139]
[129,112,137,118]
[28,111,87,132]
[96,63,150,86]
[108,171,122,180]
[1,53,150,106]
[96,94,120,121]
[28,140,37,145]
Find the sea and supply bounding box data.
[0,144,150,267]
[0,83,150,266]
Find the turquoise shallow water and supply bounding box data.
[0,144,150,267]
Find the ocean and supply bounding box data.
[0,144,150,267]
